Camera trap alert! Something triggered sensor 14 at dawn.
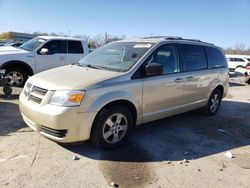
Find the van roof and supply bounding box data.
[121,36,215,46]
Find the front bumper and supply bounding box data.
[19,92,97,143]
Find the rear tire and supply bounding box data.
[3,86,13,95]
[5,68,28,87]
[204,89,222,116]
[91,105,133,149]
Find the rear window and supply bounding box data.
[68,40,84,54]
[206,47,227,68]
[181,45,207,71]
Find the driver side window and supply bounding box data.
[146,44,180,74]
[38,40,67,55]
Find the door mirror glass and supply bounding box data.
[145,63,163,76]
[40,48,49,55]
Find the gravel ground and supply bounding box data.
[0,78,250,188]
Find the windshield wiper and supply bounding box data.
[72,62,81,66]
[84,64,102,70]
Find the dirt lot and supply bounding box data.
[0,78,250,188]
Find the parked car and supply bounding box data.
[19,36,229,149]
[0,40,13,46]
[4,41,24,47]
[232,64,250,84]
[226,54,250,72]
[0,36,89,86]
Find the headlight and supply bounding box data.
[50,91,85,106]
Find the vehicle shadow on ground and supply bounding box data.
[229,82,246,87]
[64,100,250,162]
[0,101,26,136]
[0,94,20,100]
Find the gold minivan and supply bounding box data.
[19,36,229,149]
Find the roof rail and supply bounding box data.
[144,36,182,40]
[143,36,214,45]
[183,38,214,45]
[183,38,201,42]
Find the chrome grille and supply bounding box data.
[32,86,48,95]
[23,82,48,104]
[29,95,43,104]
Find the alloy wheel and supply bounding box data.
[102,113,128,144]
[6,71,24,86]
[210,93,219,113]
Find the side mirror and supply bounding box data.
[145,63,163,76]
[40,48,49,55]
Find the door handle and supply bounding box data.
[186,76,194,81]
[59,56,65,60]
[175,78,184,83]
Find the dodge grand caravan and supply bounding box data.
[19,36,229,149]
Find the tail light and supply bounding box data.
[246,63,250,70]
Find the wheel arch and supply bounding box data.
[0,60,34,76]
[207,84,224,100]
[214,85,224,96]
[96,99,138,126]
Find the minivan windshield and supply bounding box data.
[79,42,153,72]
[19,37,46,51]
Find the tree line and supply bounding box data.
[32,31,126,49]
[32,31,250,54]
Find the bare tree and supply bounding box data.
[234,42,246,54]
[224,43,250,55]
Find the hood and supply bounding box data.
[0,46,29,55]
[28,65,121,90]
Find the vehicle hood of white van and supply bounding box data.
[0,46,29,55]
[28,65,121,90]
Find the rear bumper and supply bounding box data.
[19,92,97,143]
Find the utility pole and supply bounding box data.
[105,31,108,44]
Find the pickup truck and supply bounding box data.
[0,36,89,86]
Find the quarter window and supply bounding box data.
[181,45,207,71]
[236,58,245,62]
[206,47,227,68]
[68,41,84,54]
[146,45,179,74]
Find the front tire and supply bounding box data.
[204,89,222,116]
[91,105,134,149]
[5,68,28,87]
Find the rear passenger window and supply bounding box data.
[236,58,244,62]
[206,47,227,68]
[68,41,84,54]
[181,45,207,71]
